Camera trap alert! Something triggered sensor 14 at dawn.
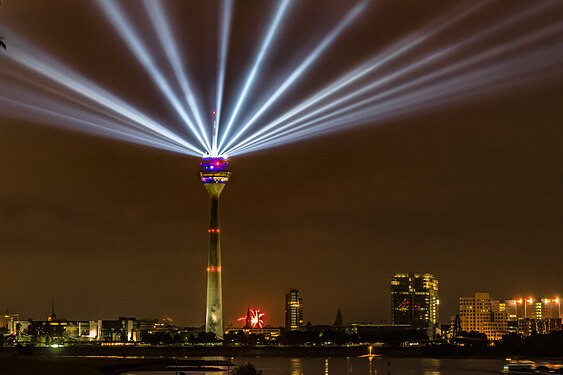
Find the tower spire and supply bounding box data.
[211,111,218,157]
[48,299,56,322]
[333,307,343,327]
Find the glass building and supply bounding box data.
[391,273,439,332]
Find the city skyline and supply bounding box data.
[0,0,562,328]
[2,272,560,329]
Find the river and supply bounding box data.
[126,357,507,374]
[234,357,506,374]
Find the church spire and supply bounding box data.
[47,299,56,321]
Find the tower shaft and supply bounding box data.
[205,189,223,338]
[199,157,231,340]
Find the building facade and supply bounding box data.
[503,297,561,336]
[459,292,508,341]
[391,273,439,335]
[285,289,303,331]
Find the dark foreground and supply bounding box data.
[0,346,367,375]
[0,351,539,375]
[0,345,561,374]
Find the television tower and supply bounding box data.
[199,127,231,338]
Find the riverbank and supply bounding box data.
[0,344,368,358]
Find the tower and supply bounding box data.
[200,156,231,339]
[285,289,303,331]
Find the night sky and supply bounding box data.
[0,1,562,327]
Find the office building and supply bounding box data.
[285,289,303,331]
[391,273,439,335]
[459,292,508,341]
[504,297,561,336]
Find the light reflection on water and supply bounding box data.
[291,358,303,375]
[237,357,506,374]
[121,356,506,374]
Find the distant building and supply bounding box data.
[224,327,281,342]
[459,292,508,341]
[504,297,560,320]
[518,317,562,336]
[47,301,57,322]
[503,297,561,336]
[285,289,303,331]
[391,273,439,336]
[0,313,19,334]
[98,317,140,342]
[346,323,420,344]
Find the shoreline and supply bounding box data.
[0,344,533,359]
[3,344,563,359]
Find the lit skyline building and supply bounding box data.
[504,297,561,320]
[285,289,303,331]
[503,296,562,336]
[459,292,508,341]
[391,273,439,334]
[200,157,232,339]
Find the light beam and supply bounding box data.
[96,0,210,151]
[220,0,370,154]
[0,34,203,155]
[142,0,209,150]
[226,3,562,156]
[218,0,292,151]
[213,0,234,156]
[0,90,191,155]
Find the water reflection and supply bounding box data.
[368,357,376,375]
[291,357,303,375]
[423,358,442,374]
[234,356,505,374]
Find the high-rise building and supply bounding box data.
[285,289,303,331]
[200,157,232,339]
[459,292,508,341]
[505,297,561,320]
[391,273,439,332]
[504,297,561,336]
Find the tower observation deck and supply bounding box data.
[199,157,231,339]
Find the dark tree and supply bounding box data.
[232,362,263,375]
[189,331,219,344]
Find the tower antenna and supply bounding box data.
[211,111,218,157]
